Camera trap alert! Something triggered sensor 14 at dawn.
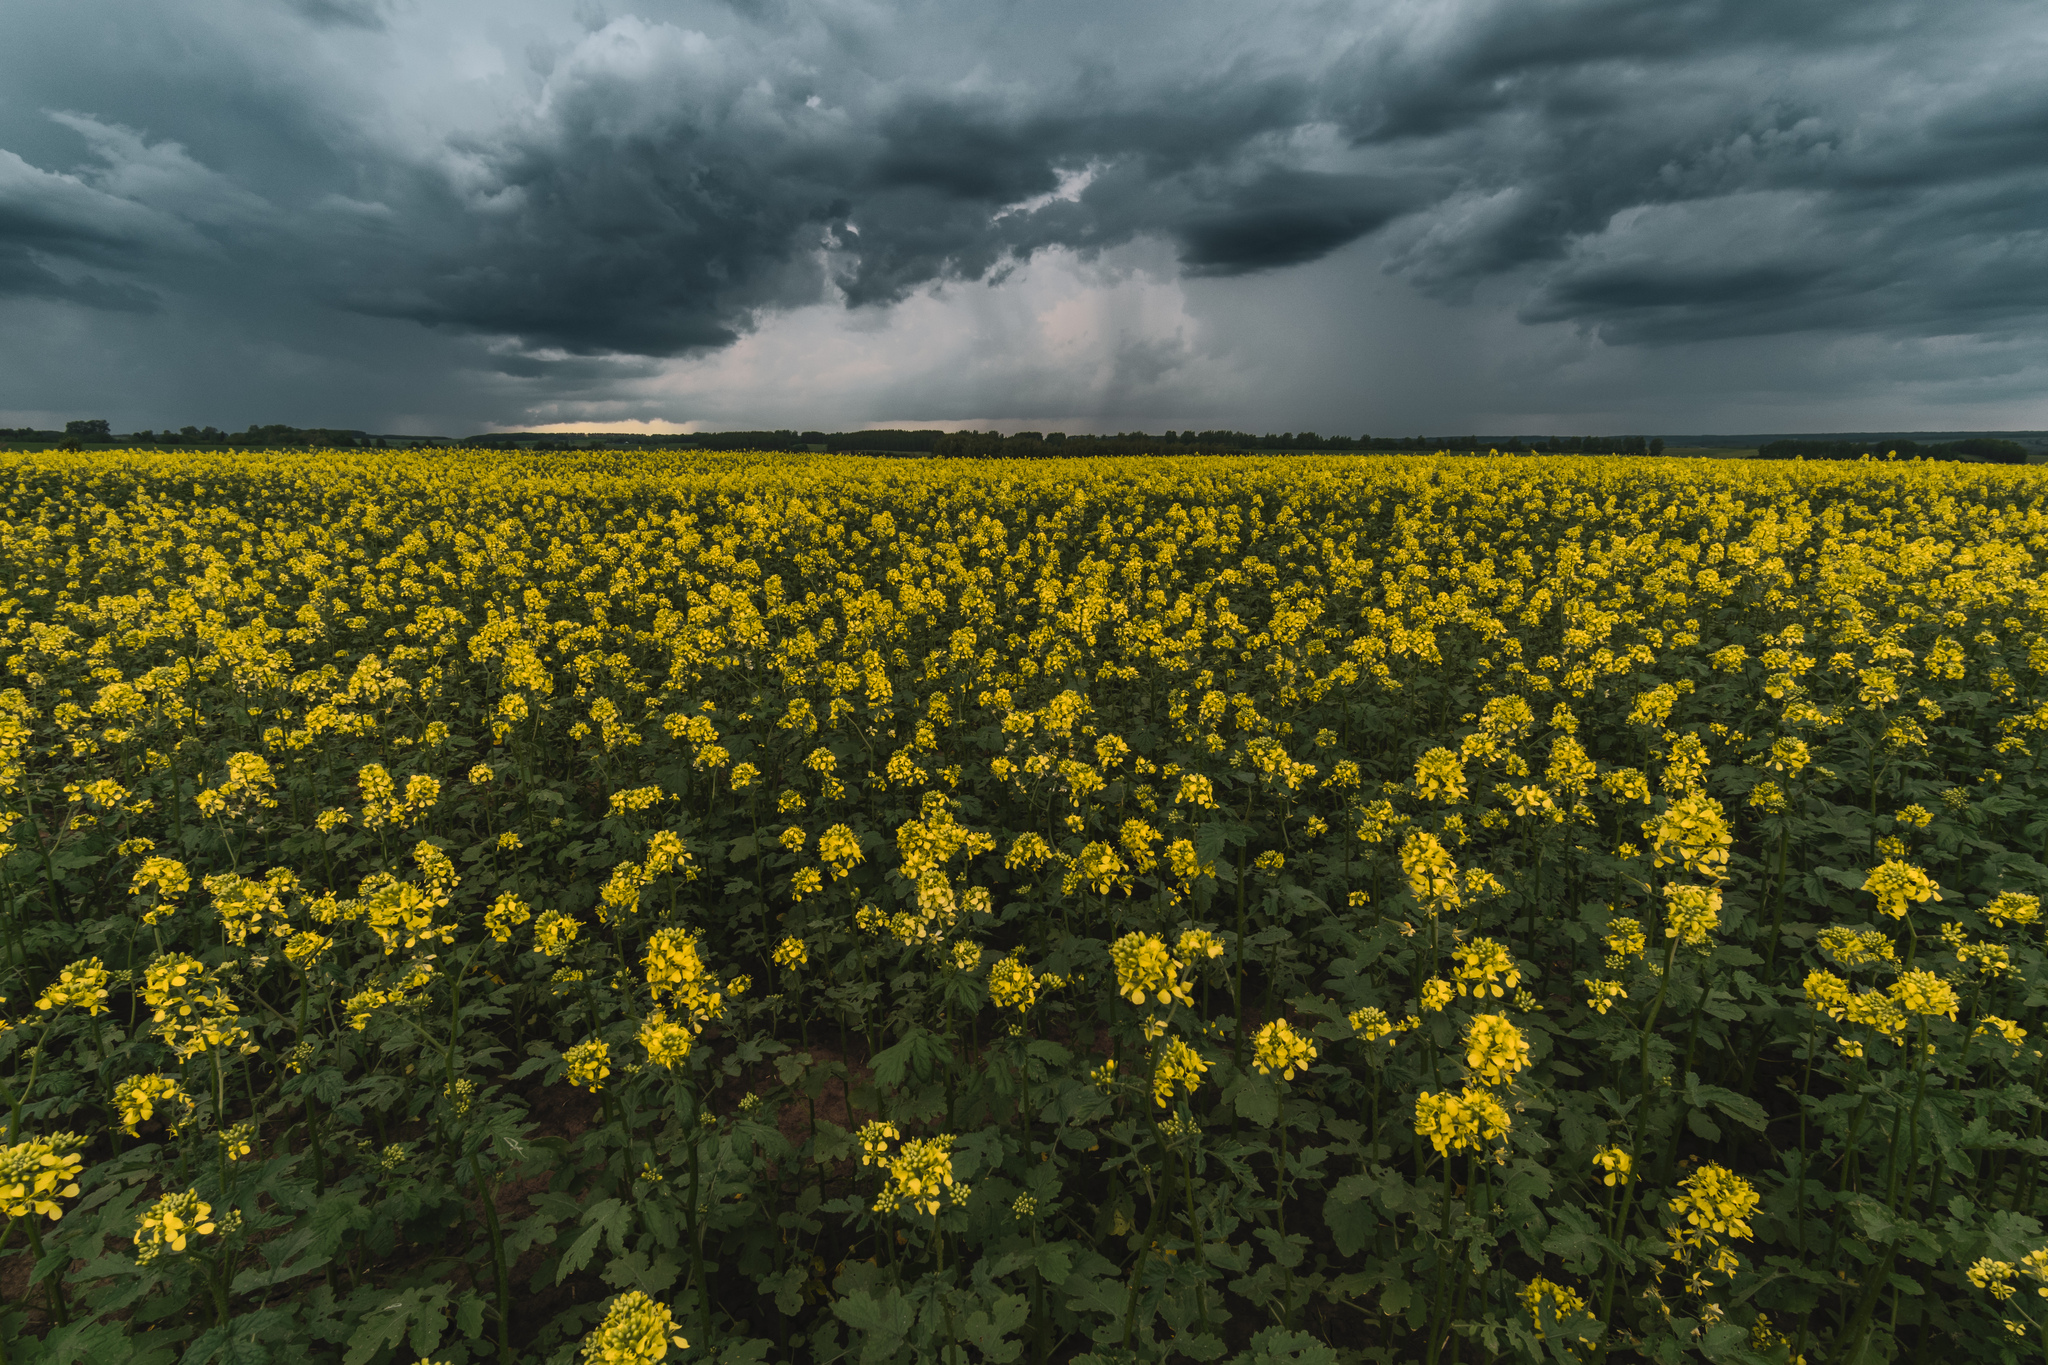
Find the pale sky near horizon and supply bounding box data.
[3,0,2046,437]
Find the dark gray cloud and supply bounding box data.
[1,0,2046,431]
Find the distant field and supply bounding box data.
[1661,446,1759,459]
[5,449,2048,1364]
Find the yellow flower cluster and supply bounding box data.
[142,953,250,1059]
[1584,980,1627,1014]
[1451,937,1520,998]
[1401,831,1463,911]
[115,1074,192,1135]
[1983,892,2042,928]
[1110,932,1192,1009]
[1152,1036,1210,1106]
[1817,926,1895,967]
[1603,917,1646,964]
[36,956,112,1015]
[1414,1086,1513,1156]
[1643,790,1733,880]
[1518,1276,1590,1339]
[1252,1019,1317,1081]
[1666,1162,1760,1276]
[565,1039,611,1092]
[356,763,438,830]
[1890,968,1960,1021]
[485,893,532,942]
[9,444,2048,1355]
[1413,748,1468,803]
[533,909,581,958]
[817,824,864,878]
[606,785,667,817]
[869,1133,967,1219]
[857,1120,900,1167]
[1976,1016,2028,1048]
[196,751,279,818]
[134,1188,218,1264]
[579,1289,689,1364]
[130,855,191,924]
[1462,1013,1531,1086]
[1347,1006,1418,1044]
[1862,858,1942,919]
[1803,970,1912,1040]
[988,955,1038,1012]
[0,1133,85,1220]
[1662,884,1722,947]
[644,928,724,1028]
[638,1012,695,1071]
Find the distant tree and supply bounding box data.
[1649,437,1665,456]
[65,419,110,440]
[1952,437,2028,464]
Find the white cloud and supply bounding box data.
[496,239,1246,431]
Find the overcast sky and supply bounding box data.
[3,0,2045,437]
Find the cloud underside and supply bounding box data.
[2,0,2046,406]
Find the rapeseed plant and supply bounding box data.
[0,446,2042,1361]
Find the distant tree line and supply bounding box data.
[0,422,416,449]
[461,430,857,453]
[4,423,2036,463]
[1755,437,2030,464]
[925,431,1677,458]
[463,429,1678,457]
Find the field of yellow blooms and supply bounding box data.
[1,448,2046,1365]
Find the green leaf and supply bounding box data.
[960,1292,1029,1364]
[831,1287,915,1365]
[1228,1326,1340,1365]
[1253,1229,1310,1269]
[811,1118,854,1164]
[602,1249,681,1297]
[988,1240,1076,1286]
[763,1265,807,1316]
[343,1285,450,1365]
[565,1219,610,1285]
[1845,1196,1901,1244]
[30,1318,144,1365]
[1234,1076,1279,1127]
[341,1303,410,1365]
[870,1028,947,1088]
[1683,1074,1767,1131]
[557,1197,630,1284]
[455,1290,488,1340]
[1696,1319,1750,1362]
[1323,1177,1377,1256]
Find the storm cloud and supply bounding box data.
[2,0,2045,431]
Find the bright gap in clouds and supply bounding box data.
[495,240,1251,434]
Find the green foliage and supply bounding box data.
[0,448,2044,1365]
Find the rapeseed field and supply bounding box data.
[1,448,2046,1365]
